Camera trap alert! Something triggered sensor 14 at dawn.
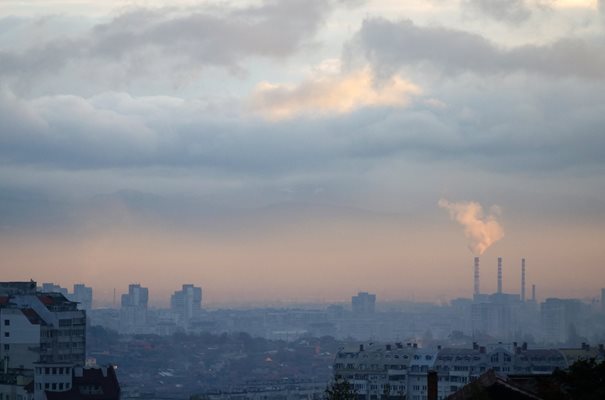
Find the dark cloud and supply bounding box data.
[460,0,554,24]
[1,76,605,176]
[0,0,331,84]
[354,17,605,80]
[463,0,533,23]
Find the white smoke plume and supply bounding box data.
[438,198,504,255]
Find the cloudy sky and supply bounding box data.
[1,0,604,306]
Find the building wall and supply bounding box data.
[33,364,73,400]
[0,309,40,370]
[333,343,575,400]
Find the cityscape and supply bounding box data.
[2,0,605,400]
[1,263,604,399]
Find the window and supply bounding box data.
[59,383,64,390]
[3,332,8,337]
[52,383,57,390]
[3,319,9,326]
[45,383,50,390]
[3,344,9,351]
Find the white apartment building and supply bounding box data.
[0,281,87,400]
[333,341,600,400]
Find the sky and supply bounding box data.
[1,0,604,307]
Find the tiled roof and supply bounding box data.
[21,308,45,325]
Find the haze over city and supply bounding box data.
[1,0,605,307]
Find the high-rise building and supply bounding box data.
[170,284,202,323]
[541,298,584,344]
[0,281,120,400]
[0,281,84,398]
[119,284,149,334]
[40,282,68,296]
[71,283,93,311]
[352,292,376,315]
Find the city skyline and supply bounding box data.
[1,0,605,304]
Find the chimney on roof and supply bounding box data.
[474,257,480,297]
[522,342,528,351]
[497,257,503,294]
[427,370,438,400]
[472,342,479,351]
[521,258,526,302]
[479,346,486,354]
[413,343,418,348]
[359,344,364,352]
[386,344,392,351]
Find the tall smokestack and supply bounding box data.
[497,257,503,294]
[521,258,526,302]
[474,257,480,297]
[532,284,536,302]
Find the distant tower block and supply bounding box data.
[532,284,536,302]
[521,258,526,302]
[497,257,503,294]
[474,257,480,296]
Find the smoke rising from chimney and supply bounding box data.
[438,198,504,255]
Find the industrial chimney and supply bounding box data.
[497,257,503,294]
[532,284,536,302]
[521,258,526,302]
[474,257,480,297]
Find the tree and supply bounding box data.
[325,378,357,400]
[551,358,605,400]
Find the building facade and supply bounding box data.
[352,292,376,315]
[170,284,202,324]
[119,284,149,334]
[333,341,601,400]
[70,285,93,312]
[0,281,94,400]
